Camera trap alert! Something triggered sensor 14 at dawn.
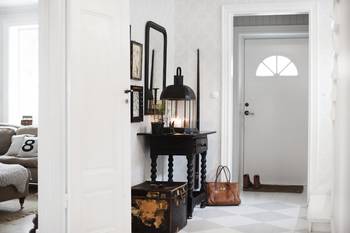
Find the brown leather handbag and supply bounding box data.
[207,165,241,206]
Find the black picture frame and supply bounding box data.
[130,85,144,122]
[144,21,167,115]
[130,41,143,80]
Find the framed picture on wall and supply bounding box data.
[130,85,144,122]
[130,41,143,80]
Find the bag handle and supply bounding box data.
[215,165,228,181]
[215,165,224,178]
[215,165,231,183]
[215,166,229,183]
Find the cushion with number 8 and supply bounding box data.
[18,136,38,157]
[6,135,31,156]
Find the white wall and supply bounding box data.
[173,0,334,195]
[0,6,37,122]
[333,0,350,231]
[130,0,175,185]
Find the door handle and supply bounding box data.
[244,110,255,116]
[124,89,132,104]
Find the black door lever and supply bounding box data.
[244,110,255,116]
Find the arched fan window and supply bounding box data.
[256,56,298,77]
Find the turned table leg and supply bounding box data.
[186,154,194,219]
[194,154,200,190]
[151,154,158,182]
[200,151,207,208]
[168,155,174,182]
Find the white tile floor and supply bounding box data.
[180,191,309,233]
[0,191,312,233]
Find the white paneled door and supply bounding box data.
[243,38,309,185]
[67,0,131,232]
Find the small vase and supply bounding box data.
[151,122,164,135]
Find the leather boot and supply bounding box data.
[253,175,261,189]
[243,174,253,188]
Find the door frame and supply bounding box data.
[39,0,67,232]
[221,1,319,201]
[235,27,309,186]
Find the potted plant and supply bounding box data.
[151,102,165,135]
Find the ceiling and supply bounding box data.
[0,0,37,8]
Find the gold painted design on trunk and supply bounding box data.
[132,199,168,229]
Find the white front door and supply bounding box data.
[243,38,308,185]
[67,0,131,232]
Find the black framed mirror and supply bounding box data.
[144,21,167,115]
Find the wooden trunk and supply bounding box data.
[132,182,187,233]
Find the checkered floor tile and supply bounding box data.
[180,191,309,233]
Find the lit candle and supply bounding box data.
[171,117,182,128]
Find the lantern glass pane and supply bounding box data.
[163,98,196,132]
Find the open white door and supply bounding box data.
[67,0,131,232]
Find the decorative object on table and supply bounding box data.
[146,49,156,112]
[129,85,144,123]
[144,21,167,115]
[150,93,165,135]
[168,121,176,134]
[151,122,164,135]
[207,165,241,206]
[137,131,216,218]
[21,116,33,126]
[130,41,143,80]
[132,181,187,233]
[160,67,197,134]
[196,49,201,130]
[194,49,201,190]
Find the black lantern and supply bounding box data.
[160,67,197,134]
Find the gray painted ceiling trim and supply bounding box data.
[234,14,309,27]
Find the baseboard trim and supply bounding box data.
[308,194,332,232]
[309,222,331,232]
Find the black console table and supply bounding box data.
[137,131,215,218]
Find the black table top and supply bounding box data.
[137,131,216,137]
